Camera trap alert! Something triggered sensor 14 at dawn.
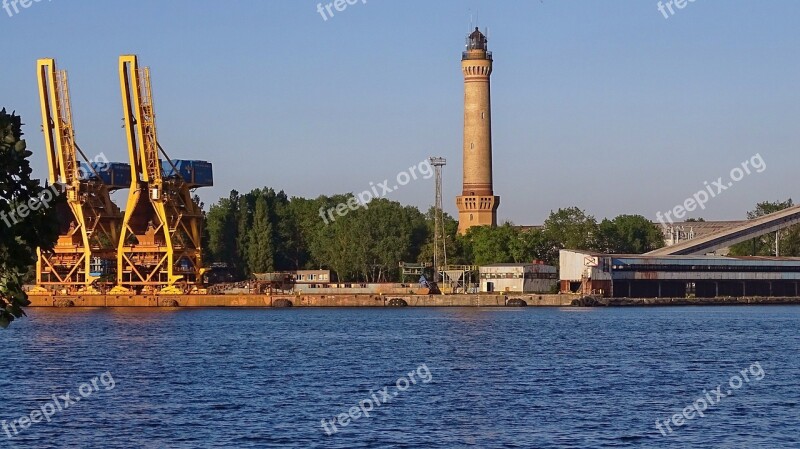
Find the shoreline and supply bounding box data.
[25,293,800,308]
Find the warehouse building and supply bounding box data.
[479,263,558,293]
[560,249,800,298]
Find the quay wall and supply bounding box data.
[27,293,578,308]
[602,296,800,306]
[29,294,800,308]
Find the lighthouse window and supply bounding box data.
[482,112,485,119]
[471,143,474,149]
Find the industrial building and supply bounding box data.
[560,249,800,298]
[659,221,746,249]
[479,263,558,293]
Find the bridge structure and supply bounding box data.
[647,206,800,256]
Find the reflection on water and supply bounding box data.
[1,306,798,448]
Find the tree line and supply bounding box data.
[204,189,667,282]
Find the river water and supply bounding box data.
[0,306,798,448]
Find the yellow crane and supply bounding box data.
[34,58,126,294]
[115,55,209,294]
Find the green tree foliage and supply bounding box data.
[206,191,429,282]
[729,200,800,256]
[517,228,560,265]
[205,191,241,271]
[461,223,559,266]
[463,224,516,266]
[246,193,274,273]
[542,207,599,252]
[312,198,427,282]
[596,215,664,254]
[204,194,673,283]
[417,207,465,265]
[0,109,59,328]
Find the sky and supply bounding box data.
[2,0,799,225]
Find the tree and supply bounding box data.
[0,109,59,328]
[542,207,598,251]
[273,191,306,270]
[246,193,274,273]
[596,215,664,254]
[417,207,463,266]
[463,224,516,266]
[460,223,558,266]
[518,227,559,266]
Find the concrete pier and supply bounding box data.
[27,293,579,308]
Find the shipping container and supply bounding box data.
[160,160,214,187]
[78,162,132,189]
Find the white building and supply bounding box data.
[479,263,558,293]
[559,250,613,295]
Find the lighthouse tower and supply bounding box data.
[456,27,499,235]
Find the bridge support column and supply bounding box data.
[715,282,719,297]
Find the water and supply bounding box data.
[0,306,798,448]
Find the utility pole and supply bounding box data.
[430,157,447,283]
[776,231,780,257]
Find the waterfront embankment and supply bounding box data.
[27,293,577,308]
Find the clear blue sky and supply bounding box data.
[2,0,799,224]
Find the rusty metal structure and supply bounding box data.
[33,58,127,294]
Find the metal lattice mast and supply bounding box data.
[430,157,447,282]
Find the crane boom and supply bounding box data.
[34,58,125,293]
[116,55,207,294]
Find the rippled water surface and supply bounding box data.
[1,306,798,448]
